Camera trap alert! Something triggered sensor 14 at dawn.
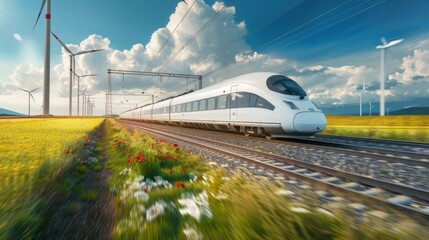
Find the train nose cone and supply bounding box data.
[293,112,326,133]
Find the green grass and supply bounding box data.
[323,115,429,142]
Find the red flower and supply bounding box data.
[135,152,144,163]
[76,156,81,159]
[181,166,186,173]
[175,182,185,189]
[172,144,178,148]
[82,161,88,165]
[144,188,148,193]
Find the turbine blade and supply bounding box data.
[30,93,36,102]
[75,49,104,56]
[51,32,74,54]
[18,87,30,93]
[31,87,41,92]
[33,0,47,31]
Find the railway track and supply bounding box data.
[293,134,429,165]
[119,120,429,223]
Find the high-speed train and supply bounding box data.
[120,72,326,138]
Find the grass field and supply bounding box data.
[323,115,429,142]
[0,118,104,238]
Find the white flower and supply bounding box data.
[290,207,309,213]
[183,226,203,240]
[135,175,144,182]
[178,191,212,221]
[146,201,165,221]
[134,191,149,202]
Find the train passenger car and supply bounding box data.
[120,72,326,138]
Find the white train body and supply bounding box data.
[120,72,326,138]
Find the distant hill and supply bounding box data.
[0,108,24,116]
[389,107,429,115]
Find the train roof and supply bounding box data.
[202,72,280,91]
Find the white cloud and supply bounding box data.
[13,33,22,42]
[389,49,429,85]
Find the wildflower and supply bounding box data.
[146,201,165,221]
[183,225,202,240]
[290,207,309,213]
[178,191,212,221]
[134,191,149,202]
[172,143,178,148]
[82,161,88,165]
[175,182,186,189]
[76,156,81,159]
[135,152,144,163]
[181,166,186,173]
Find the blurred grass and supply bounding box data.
[323,115,429,142]
[0,118,104,238]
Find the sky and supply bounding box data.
[1,0,429,115]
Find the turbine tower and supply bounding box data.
[51,32,103,116]
[376,38,403,116]
[33,0,51,116]
[359,80,365,116]
[73,73,97,116]
[19,87,40,116]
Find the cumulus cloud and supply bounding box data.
[13,33,22,42]
[9,64,43,90]
[389,49,429,85]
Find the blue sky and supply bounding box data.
[1,0,429,115]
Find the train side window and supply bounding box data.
[192,101,199,111]
[177,104,182,112]
[199,99,206,111]
[186,102,192,112]
[236,92,250,108]
[256,97,275,110]
[249,94,258,107]
[217,95,227,109]
[207,97,216,110]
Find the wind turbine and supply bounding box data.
[73,73,97,116]
[369,101,374,116]
[359,80,365,116]
[19,87,40,116]
[80,87,87,116]
[376,38,403,116]
[33,0,51,116]
[51,31,104,116]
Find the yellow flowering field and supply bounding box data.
[323,115,429,142]
[0,117,104,233]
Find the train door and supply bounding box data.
[230,85,238,120]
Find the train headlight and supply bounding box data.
[283,100,299,110]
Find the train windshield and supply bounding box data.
[266,75,307,99]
